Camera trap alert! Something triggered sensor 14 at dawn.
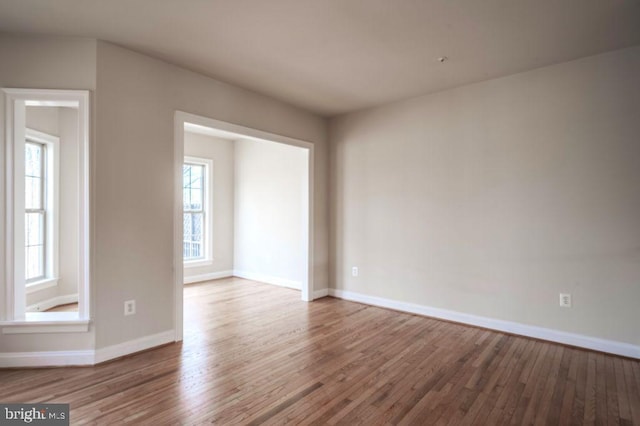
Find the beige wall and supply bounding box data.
[1,35,328,354]
[183,132,309,287]
[94,41,327,348]
[329,46,640,346]
[234,138,308,287]
[183,131,235,278]
[57,107,80,298]
[0,35,96,352]
[25,106,59,135]
[6,31,635,358]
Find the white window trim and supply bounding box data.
[25,277,58,295]
[2,88,90,333]
[25,128,60,291]
[183,156,213,268]
[184,258,213,268]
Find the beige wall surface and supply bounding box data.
[330,46,640,345]
[57,107,80,298]
[25,106,59,135]
[94,41,327,348]
[0,35,96,352]
[1,35,327,354]
[234,138,308,286]
[183,132,235,278]
[6,30,635,359]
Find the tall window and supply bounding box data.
[25,141,47,282]
[3,88,90,326]
[183,162,206,261]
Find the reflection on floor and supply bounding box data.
[45,303,79,312]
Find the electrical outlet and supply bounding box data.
[124,300,136,316]
[559,293,572,308]
[352,266,359,277]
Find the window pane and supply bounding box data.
[190,166,202,189]
[25,143,43,177]
[183,212,192,238]
[183,162,206,260]
[183,212,204,260]
[183,188,191,211]
[191,213,203,242]
[183,213,193,259]
[25,176,42,209]
[25,212,44,246]
[25,142,46,281]
[183,163,204,211]
[183,165,192,210]
[189,186,202,210]
[190,213,203,258]
[25,245,44,281]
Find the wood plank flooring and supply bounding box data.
[1,277,639,424]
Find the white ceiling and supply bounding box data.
[1,0,639,116]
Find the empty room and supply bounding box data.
[1,1,639,425]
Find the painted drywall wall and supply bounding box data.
[234,138,308,288]
[183,131,234,280]
[94,41,327,348]
[57,107,80,299]
[24,106,80,310]
[1,35,327,355]
[0,35,96,352]
[330,46,640,346]
[25,106,59,135]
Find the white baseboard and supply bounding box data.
[0,330,176,368]
[0,350,95,368]
[313,288,329,299]
[328,289,640,359]
[184,270,233,284]
[233,270,301,290]
[26,293,79,313]
[94,330,175,364]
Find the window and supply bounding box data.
[183,157,212,265]
[24,141,48,282]
[183,163,204,260]
[21,129,60,295]
[2,88,90,330]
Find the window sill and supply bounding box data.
[1,313,90,334]
[184,259,213,268]
[26,277,59,294]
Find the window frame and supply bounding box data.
[24,129,60,292]
[183,156,213,268]
[1,88,90,333]
[24,140,47,282]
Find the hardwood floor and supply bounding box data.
[1,277,639,424]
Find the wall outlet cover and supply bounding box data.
[124,300,136,316]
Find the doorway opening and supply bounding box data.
[173,112,314,341]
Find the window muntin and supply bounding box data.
[25,141,47,282]
[183,163,205,261]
